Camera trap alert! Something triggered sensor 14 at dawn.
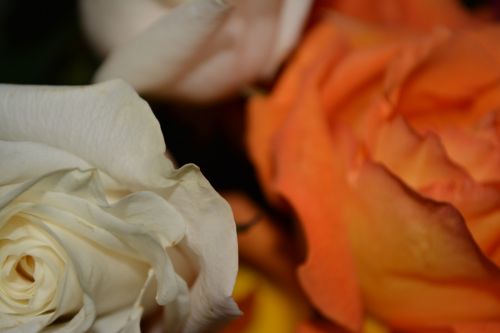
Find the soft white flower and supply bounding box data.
[79,0,312,102]
[0,80,239,333]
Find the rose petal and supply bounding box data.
[434,125,500,183]
[160,165,240,332]
[344,160,500,328]
[0,206,96,332]
[92,270,154,333]
[274,88,363,331]
[91,303,144,333]
[93,0,231,102]
[51,294,96,333]
[162,0,288,101]
[453,321,500,333]
[1,314,52,333]
[260,0,313,78]
[371,116,468,189]
[264,57,500,331]
[247,20,344,202]
[3,170,190,322]
[0,141,124,193]
[248,18,366,331]
[0,80,173,190]
[79,0,166,56]
[396,26,500,137]
[0,141,90,185]
[90,0,312,102]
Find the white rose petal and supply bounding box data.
[0,80,173,189]
[80,0,313,102]
[0,81,239,332]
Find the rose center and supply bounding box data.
[15,255,35,283]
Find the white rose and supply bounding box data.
[79,0,312,102]
[0,80,239,333]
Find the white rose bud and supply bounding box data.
[79,0,312,102]
[0,80,240,333]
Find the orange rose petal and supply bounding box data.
[345,160,500,329]
[370,113,500,266]
[269,78,500,330]
[273,86,363,331]
[466,209,500,265]
[437,126,500,183]
[321,42,397,115]
[420,176,500,265]
[248,11,500,333]
[371,116,468,189]
[298,317,391,333]
[247,22,344,201]
[471,85,500,127]
[398,27,500,124]
[401,83,500,134]
[319,16,447,139]
[408,83,500,184]
[453,321,500,333]
[319,17,403,114]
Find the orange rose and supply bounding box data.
[247,14,500,333]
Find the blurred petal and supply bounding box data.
[398,27,500,115]
[90,0,312,102]
[248,8,500,333]
[453,322,500,333]
[274,89,363,331]
[266,65,500,331]
[94,0,231,101]
[79,0,166,55]
[261,0,313,77]
[247,20,344,202]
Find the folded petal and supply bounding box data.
[398,26,500,117]
[274,88,363,331]
[247,20,345,202]
[0,141,91,185]
[160,165,240,332]
[79,0,167,55]
[256,0,313,78]
[94,0,231,102]
[0,80,173,190]
[344,160,500,328]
